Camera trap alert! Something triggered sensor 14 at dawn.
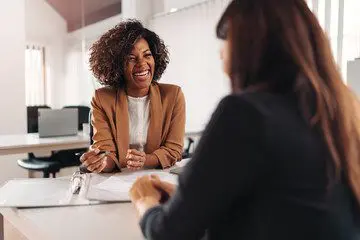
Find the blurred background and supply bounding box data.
[0,0,359,184]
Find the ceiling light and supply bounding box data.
[170,8,178,13]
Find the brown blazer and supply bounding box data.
[90,82,186,169]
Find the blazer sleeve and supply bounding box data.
[153,88,186,168]
[90,90,120,169]
[139,95,267,239]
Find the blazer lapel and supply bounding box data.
[145,83,163,154]
[115,88,129,167]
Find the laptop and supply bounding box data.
[38,109,78,138]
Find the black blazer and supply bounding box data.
[140,92,360,240]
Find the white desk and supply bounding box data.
[0,133,89,156]
[0,160,189,240]
[0,132,200,156]
[1,203,142,240]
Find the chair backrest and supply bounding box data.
[182,137,195,159]
[63,106,90,130]
[89,111,94,145]
[27,105,51,133]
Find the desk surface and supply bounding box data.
[0,160,189,240]
[1,203,142,240]
[0,133,89,156]
[0,132,199,156]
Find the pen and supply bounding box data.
[75,150,109,157]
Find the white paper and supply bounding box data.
[0,178,100,208]
[92,170,178,195]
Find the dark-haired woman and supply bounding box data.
[80,20,185,173]
[130,0,360,239]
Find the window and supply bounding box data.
[343,0,360,80]
[307,0,360,81]
[25,45,46,106]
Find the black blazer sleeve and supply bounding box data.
[140,95,268,240]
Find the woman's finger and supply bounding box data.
[127,154,144,162]
[150,175,160,181]
[138,177,162,200]
[152,180,176,195]
[89,156,106,172]
[96,159,108,173]
[83,153,105,167]
[88,157,105,172]
[83,156,99,167]
[127,166,142,171]
[127,160,144,168]
[130,176,162,205]
[128,149,146,157]
[80,149,100,162]
[129,182,141,201]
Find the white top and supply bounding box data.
[127,95,150,152]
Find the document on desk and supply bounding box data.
[85,170,178,202]
[0,178,101,208]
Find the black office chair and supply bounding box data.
[18,105,91,178]
[54,106,91,168]
[89,111,94,145]
[182,137,195,159]
[17,106,62,178]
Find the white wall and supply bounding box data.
[122,0,155,25]
[150,0,231,132]
[67,14,123,47]
[62,14,122,108]
[0,0,68,185]
[153,0,165,15]
[25,0,67,108]
[0,0,28,184]
[164,0,205,12]
[0,1,26,135]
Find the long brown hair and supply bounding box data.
[217,0,360,203]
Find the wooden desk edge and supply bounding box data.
[0,142,89,156]
[0,160,190,239]
[0,208,50,240]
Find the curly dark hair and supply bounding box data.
[89,19,169,88]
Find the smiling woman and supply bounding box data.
[79,20,186,173]
[123,38,156,97]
